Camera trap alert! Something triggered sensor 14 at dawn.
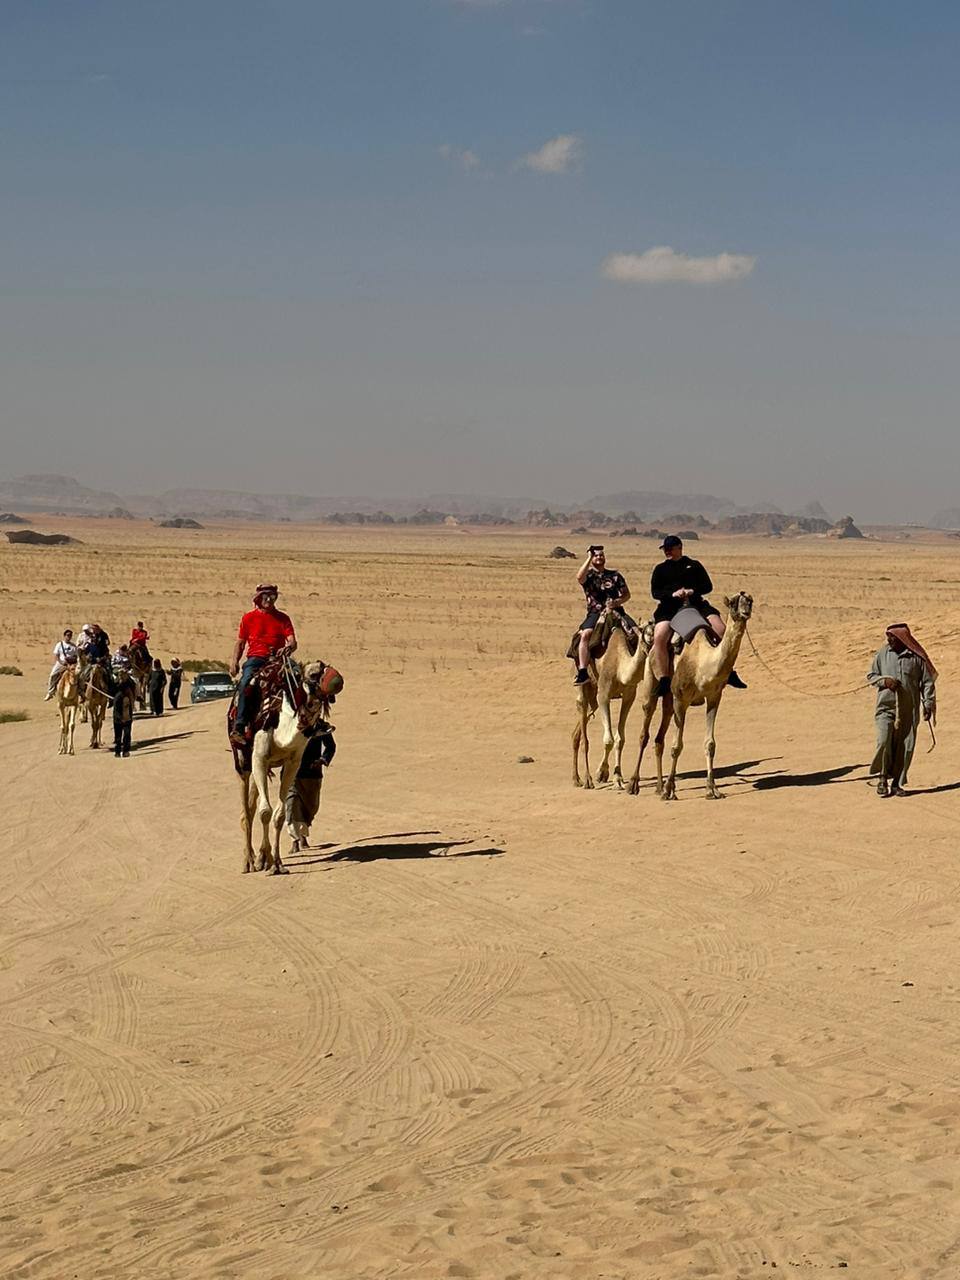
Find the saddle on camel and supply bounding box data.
[227,652,343,774]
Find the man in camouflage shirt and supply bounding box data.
[573,545,632,685]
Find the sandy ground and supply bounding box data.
[2,521,960,1279]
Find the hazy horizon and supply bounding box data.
[4,2,960,524]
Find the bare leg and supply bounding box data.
[706,612,725,642]
[662,701,687,800]
[703,696,723,798]
[577,628,594,670]
[651,621,672,680]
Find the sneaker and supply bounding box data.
[43,691,54,701]
[727,670,748,689]
[122,750,130,758]
[876,778,889,797]
[573,668,590,685]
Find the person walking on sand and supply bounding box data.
[572,546,633,685]
[113,674,135,757]
[148,658,167,716]
[649,535,747,699]
[868,623,937,797]
[229,584,297,744]
[44,628,79,699]
[168,658,183,709]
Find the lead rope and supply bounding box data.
[742,625,872,698]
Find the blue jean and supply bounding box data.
[235,657,267,728]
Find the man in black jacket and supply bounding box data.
[650,536,746,697]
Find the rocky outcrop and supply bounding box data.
[547,546,576,559]
[5,530,82,545]
[832,516,864,539]
[159,517,204,529]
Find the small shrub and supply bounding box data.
[0,665,23,676]
[0,710,28,724]
[181,658,229,673]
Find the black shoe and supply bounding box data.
[727,670,747,689]
[877,779,889,797]
[573,668,590,685]
[656,676,671,699]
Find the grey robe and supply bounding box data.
[867,645,936,788]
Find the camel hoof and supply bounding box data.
[596,767,609,783]
[573,777,582,788]
[627,780,639,796]
[583,777,594,791]
[271,863,289,876]
[705,790,724,800]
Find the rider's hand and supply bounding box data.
[229,665,238,679]
[882,677,899,691]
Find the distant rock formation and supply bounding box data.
[5,530,82,546]
[930,507,960,530]
[547,546,576,559]
[716,513,831,536]
[0,512,27,524]
[831,516,864,539]
[159,516,204,529]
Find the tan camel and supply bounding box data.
[84,663,111,749]
[238,662,334,875]
[572,675,599,788]
[631,592,753,801]
[56,666,80,756]
[572,619,650,788]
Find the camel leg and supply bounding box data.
[58,710,67,755]
[270,759,299,875]
[653,693,673,796]
[627,694,657,795]
[251,745,274,872]
[581,700,595,790]
[67,707,76,756]
[596,684,615,783]
[703,696,724,799]
[662,701,687,800]
[612,686,636,788]
[239,773,257,873]
[572,715,583,787]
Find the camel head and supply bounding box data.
[723,592,753,622]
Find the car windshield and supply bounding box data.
[196,672,231,684]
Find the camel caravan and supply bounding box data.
[571,539,752,798]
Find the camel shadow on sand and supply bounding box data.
[129,730,204,754]
[287,836,504,873]
[752,763,866,790]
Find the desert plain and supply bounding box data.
[2,519,960,1279]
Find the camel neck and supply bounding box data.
[717,616,746,668]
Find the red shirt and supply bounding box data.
[130,628,149,645]
[238,607,295,659]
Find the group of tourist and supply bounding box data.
[45,620,185,757]
[574,536,938,798]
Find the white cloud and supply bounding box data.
[601,246,757,285]
[517,133,583,174]
[438,144,481,172]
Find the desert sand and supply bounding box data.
[2,520,959,1279]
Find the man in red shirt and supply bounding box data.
[229,584,297,743]
[129,620,152,664]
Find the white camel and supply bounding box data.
[57,665,80,756]
[237,661,334,875]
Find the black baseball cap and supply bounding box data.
[588,544,604,553]
[659,535,683,550]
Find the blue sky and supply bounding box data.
[3,1,960,519]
